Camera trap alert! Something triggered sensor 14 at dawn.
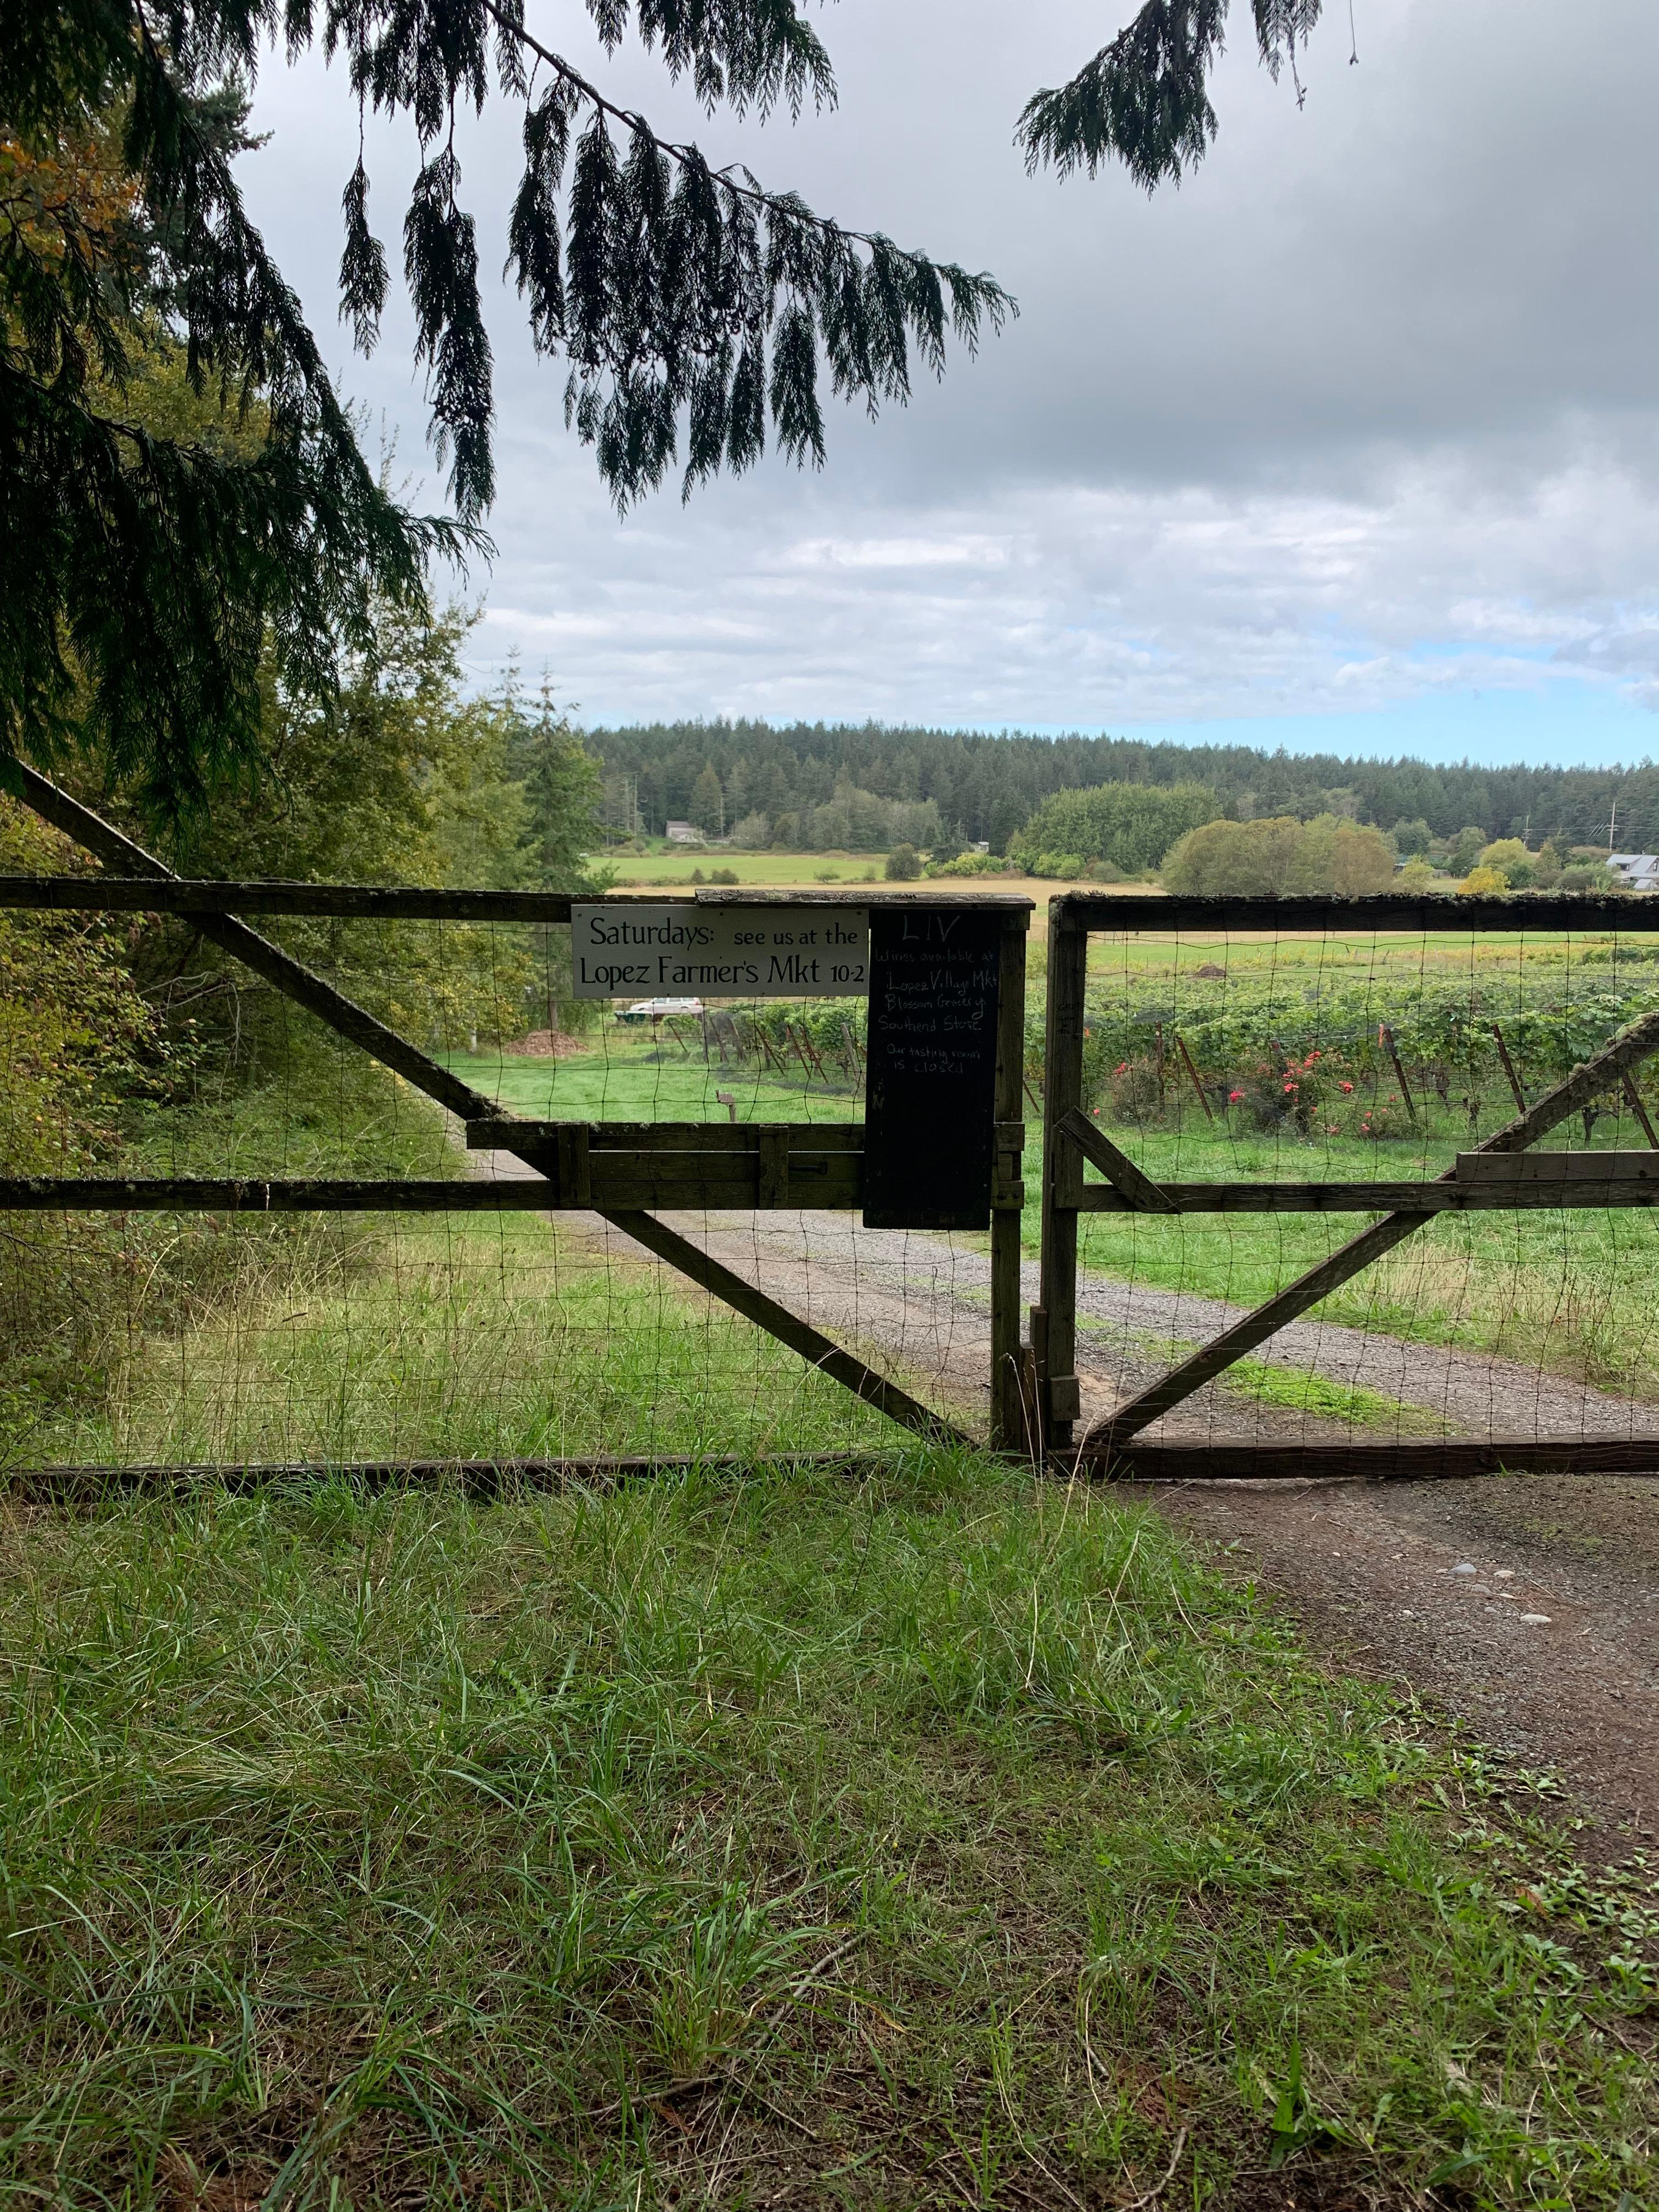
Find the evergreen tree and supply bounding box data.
[689,762,725,837]
[1019,3,1332,191]
[591,718,1659,857]
[3,0,1013,807]
[1011,781,1220,874]
[507,680,605,889]
[1450,826,1487,875]
[0,72,453,813]
[6,0,1351,815]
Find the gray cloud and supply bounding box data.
[236,0,1659,747]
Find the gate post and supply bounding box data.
[990,910,1030,1453]
[1035,895,1087,1451]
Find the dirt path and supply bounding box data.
[571,1205,1657,1447]
[475,1152,1659,1846]
[1132,1468,1659,1855]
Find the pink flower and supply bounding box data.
[1228,1089,1244,1103]
[1339,1080,1353,1093]
[1284,1081,1299,1093]
[1115,1061,1128,1075]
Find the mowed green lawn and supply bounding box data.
[453,1018,1659,1400]
[594,849,1054,928]
[1079,920,1659,1008]
[1061,924,1659,1394]
[1020,1054,1659,1400]
[3,1456,1653,2207]
[1059,1136,1659,1400]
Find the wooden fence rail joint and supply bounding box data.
[1057,1108,1178,1215]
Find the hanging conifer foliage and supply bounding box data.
[3,0,1332,811]
[1,0,1018,810]
[1019,2,1327,189]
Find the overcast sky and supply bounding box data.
[237,0,1659,764]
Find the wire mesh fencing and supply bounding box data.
[1,870,1021,1480]
[26,811,1656,1492]
[1032,893,1659,1475]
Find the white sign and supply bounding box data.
[571,904,871,999]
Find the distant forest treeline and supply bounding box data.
[588,719,1659,851]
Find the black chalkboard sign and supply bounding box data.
[862,907,1001,1231]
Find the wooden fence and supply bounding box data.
[4,764,1033,1471]
[1033,889,1659,1481]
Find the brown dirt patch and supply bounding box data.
[503,1029,594,1057]
[1127,1469,1659,1858]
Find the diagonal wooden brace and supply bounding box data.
[1085,1007,1659,1454]
[599,1210,970,1446]
[13,765,974,1452]
[10,761,505,1125]
[1058,1108,1177,1214]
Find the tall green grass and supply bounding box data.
[22,1216,903,1469]
[459,1040,857,1125]
[0,1461,1650,2205]
[1,1053,467,1464]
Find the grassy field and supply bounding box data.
[601,849,887,887]
[1078,920,1655,985]
[594,848,1055,931]
[460,1038,859,1126]
[1048,1125,1659,1400]
[2,1031,874,1476]
[7,947,1658,2204]
[22,1212,896,1470]
[4,1032,876,1475]
[3,1455,1655,2207]
[455,1017,1659,1403]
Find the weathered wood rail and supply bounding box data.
[1,765,1032,1458]
[1035,887,1659,1481]
[21,1155,1659,1216]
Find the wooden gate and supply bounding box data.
[3,768,1033,1472]
[1032,890,1659,1481]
